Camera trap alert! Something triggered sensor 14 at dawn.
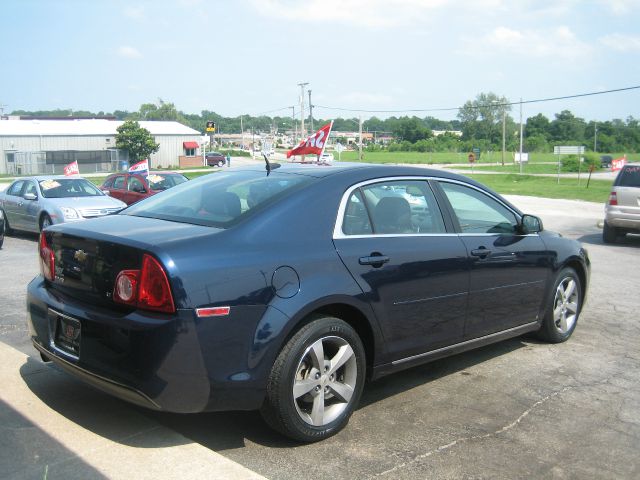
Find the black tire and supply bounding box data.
[40,213,52,231]
[536,267,582,343]
[0,221,4,249]
[1,210,12,234]
[260,316,366,442]
[602,222,618,244]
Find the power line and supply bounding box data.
[313,85,640,114]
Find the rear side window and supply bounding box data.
[123,170,314,228]
[617,165,640,187]
[342,180,445,235]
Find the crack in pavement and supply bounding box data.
[368,379,611,479]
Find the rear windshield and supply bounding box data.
[147,173,188,191]
[39,178,104,198]
[122,170,314,228]
[617,165,640,187]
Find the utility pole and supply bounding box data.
[501,107,506,166]
[241,116,245,149]
[519,98,524,175]
[308,89,314,132]
[291,106,297,146]
[594,123,598,152]
[298,82,308,138]
[358,116,363,161]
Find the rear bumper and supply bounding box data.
[605,208,640,232]
[27,277,272,413]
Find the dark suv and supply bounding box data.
[206,152,226,167]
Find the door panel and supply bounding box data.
[438,181,552,339]
[334,179,470,361]
[3,181,26,229]
[335,236,469,360]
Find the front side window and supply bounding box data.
[342,180,445,235]
[23,181,38,197]
[39,179,104,198]
[439,182,518,234]
[128,176,146,193]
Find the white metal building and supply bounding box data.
[0,119,202,175]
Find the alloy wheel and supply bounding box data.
[553,276,579,334]
[292,336,358,427]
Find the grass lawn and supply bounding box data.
[466,174,611,203]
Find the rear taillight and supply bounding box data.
[39,232,55,281]
[113,254,175,313]
[608,191,618,205]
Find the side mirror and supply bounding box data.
[520,214,543,234]
[103,190,110,196]
[23,193,37,201]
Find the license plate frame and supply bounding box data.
[52,311,81,358]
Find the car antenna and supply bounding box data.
[263,153,280,176]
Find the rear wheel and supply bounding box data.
[40,214,52,231]
[1,210,12,234]
[602,222,618,244]
[260,316,366,442]
[536,267,582,343]
[217,160,224,167]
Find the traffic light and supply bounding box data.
[206,121,216,133]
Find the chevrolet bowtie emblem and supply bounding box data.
[74,250,88,262]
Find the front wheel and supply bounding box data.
[536,267,582,343]
[260,316,366,442]
[40,214,52,231]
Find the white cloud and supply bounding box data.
[462,25,592,59]
[599,33,640,51]
[123,6,144,19]
[117,46,143,59]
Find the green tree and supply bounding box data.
[115,120,160,164]
[392,117,431,143]
[457,92,512,145]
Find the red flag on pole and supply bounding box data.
[611,155,627,172]
[63,160,80,176]
[287,122,333,159]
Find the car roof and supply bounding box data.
[17,175,88,182]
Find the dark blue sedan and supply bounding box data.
[27,163,590,442]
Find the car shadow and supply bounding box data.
[21,336,530,451]
[576,232,640,247]
[6,230,39,242]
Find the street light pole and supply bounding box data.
[308,89,314,132]
[594,123,598,152]
[298,82,308,138]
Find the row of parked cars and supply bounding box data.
[0,172,188,237]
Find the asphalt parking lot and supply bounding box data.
[1,195,639,479]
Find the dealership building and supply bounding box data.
[0,118,204,175]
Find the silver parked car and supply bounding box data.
[0,176,127,233]
[603,163,640,243]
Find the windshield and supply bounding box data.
[39,178,104,198]
[123,170,314,228]
[147,173,188,191]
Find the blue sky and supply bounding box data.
[1,0,639,122]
